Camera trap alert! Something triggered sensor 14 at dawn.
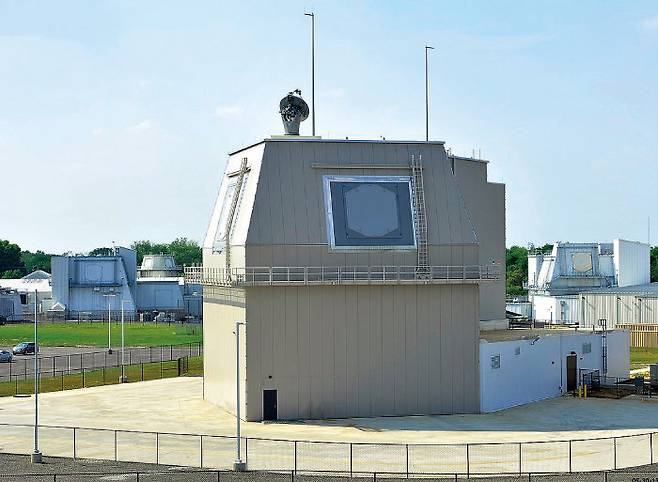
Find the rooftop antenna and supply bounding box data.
[279,90,309,135]
[425,45,434,142]
[304,12,316,136]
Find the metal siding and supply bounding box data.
[244,285,479,419]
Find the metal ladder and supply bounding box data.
[224,157,249,278]
[410,154,430,276]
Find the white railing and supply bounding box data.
[184,265,501,287]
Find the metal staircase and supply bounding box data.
[224,157,249,277]
[410,154,430,276]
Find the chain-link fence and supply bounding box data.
[4,471,658,482]
[0,342,202,383]
[0,355,196,397]
[1,423,657,476]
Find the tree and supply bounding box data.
[88,247,113,257]
[506,245,528,296]
[21,250,52,273]
[0,240,25,277]
[167,238,202,266]
[651,246,658,283]
[129,239,201,266]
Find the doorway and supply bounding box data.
[263,389,278,421]
[566,352,578,392]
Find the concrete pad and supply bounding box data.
[1,378,657,473]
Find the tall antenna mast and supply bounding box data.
[425,45,434,142]
[305,12,316,136]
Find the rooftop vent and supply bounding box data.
[279,90,309,135]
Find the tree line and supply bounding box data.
[0,238,202,279]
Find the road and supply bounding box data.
[0,344,202,381]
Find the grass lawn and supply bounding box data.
[0,355,203,397]
[630,347,658,370]
[0,323,202,348]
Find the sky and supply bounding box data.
[1,1,658,253]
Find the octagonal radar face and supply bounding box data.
[279,90,309,135]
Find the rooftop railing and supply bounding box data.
[184,265,501,287]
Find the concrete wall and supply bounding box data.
[452,157,506,325]
[244,284,480,421]
[614,239,650,288]
[480,330,629,412]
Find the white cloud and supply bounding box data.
[641,16,658,30]
[91,127,104,136]
[215,104,243,119]
[127,120,153,133]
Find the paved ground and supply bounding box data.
[0,345,201,381]
[1,378,658,474]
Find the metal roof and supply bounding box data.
[583,282,658,296]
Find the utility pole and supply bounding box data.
[119,300,129,382]
[305,11,316,136]
[233,320,247,471]
[425,46,434,142]
[102,293,116,354]
[31,289,42,463]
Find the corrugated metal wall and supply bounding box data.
[582,293,658,327]
[244,284,480,420]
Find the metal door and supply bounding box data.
[263,389,278,421]
[566,353,578,392]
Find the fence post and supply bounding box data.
[466,444,470,479]
[114,430,118,461]
[200,435,204,468]
[651,433,654,464]
[156,432,160,464]
[141,363,144,381]
[82,368,85,388]
[349,443,353,477]
[406,443,409,478]
[613,437,617,470]
[73,427,76,459]
[568,440,572,473]
[518,442,522,474]
[294,440,298,473]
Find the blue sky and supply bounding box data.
[2,1,657,253]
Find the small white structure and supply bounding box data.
[0,270,53,317]
[524,240,649,324]
[480,329,629,412]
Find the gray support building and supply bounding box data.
[190,134,505,421]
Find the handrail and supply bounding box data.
[184,265,501,287]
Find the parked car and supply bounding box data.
[12,342,36,355]
[0,350,13,363]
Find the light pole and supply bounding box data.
[425,45,434,142]
[233,320,246,471]
[102,293,116,354]
[119,299,130,382]
[31,289,42,463]
[304,11,315,136]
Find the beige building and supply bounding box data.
[189,136,504,421]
